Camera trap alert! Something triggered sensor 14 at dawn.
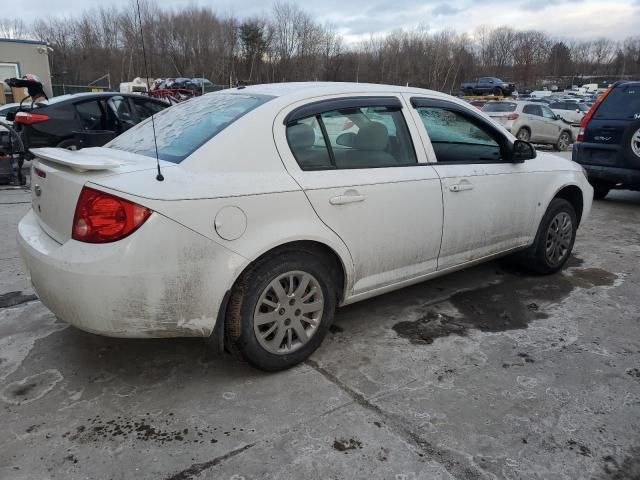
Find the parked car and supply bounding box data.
[461,77,516,96]
[18,83,592,371]
[9,92,169,156]
[549,100,589,124]
[468,99,488,109]
[482,101,575,151]
[573,80,640,199]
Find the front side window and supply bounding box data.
[416,106,502,163]
[541,106,556,119]
[109,93,273,163]
[286,104,416,170]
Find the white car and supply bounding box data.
[548,100,589,124]
[18,83,593,371]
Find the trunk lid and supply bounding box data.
[29,147,173,244]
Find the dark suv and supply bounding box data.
[573,81,640,199]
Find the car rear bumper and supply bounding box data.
[573,143,640,186]
[17,209,248,338]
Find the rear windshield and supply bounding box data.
[108,92,273,163]
[594,84,640,120]
[481,102,516,113]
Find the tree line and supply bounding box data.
[2,1,639,93]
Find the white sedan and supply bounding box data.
[18,82,593,371]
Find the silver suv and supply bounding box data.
[482,101,574,151]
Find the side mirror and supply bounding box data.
[5,111,15,122]
[336,132,356,147]
[510,140,536,163]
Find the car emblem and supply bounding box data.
[34,185,42,197]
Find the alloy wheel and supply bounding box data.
[253,270,324,355]
[545,212,573,266]
[632,128,640,158]
[558,132,570,151]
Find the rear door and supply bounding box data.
[406,96,540,269]
[275,95,443,295]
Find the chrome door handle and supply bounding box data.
[330,191,365,205]
[449,183,474,192]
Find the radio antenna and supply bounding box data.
[136,0,163,181]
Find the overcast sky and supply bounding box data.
[21,0,639,42]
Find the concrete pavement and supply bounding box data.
[1,174,639,479]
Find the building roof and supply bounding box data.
[0,38,48,46]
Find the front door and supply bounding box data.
[406,96,541,270]
[275,95,443,295]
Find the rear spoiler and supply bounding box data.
[30,147,121,172]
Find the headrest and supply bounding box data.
[287,123,315,150]
[354,122,389,151]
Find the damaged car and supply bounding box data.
[18,83,593,371]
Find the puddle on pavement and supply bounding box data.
[393,258,617,345]
[1,369,63,405]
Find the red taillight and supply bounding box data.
[577,87,613,142]
[506,113,519,121]
[72,187,152,243]
[15,112,50,125]
[33,166,47,178]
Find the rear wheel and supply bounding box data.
[493,87,503,96]
[225,251,336,371]
[520,198,577,274]
[516,128,531,142]
[556,131,571,151]
[590,179,611,200]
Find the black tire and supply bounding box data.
[56,139,78,150]
[225,250,336,371]
[556,131,571,151]
[592,182,611,200]
[621,119,640,163]
[493,87,503,96]
[516,128,531,142]
[519,198,577,275]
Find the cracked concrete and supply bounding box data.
[1,172,639,479]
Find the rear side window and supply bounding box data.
[133,98,167,120]
[482,102,516,113]
[523,104,542,116]
[109,93,273,163]
[75,101,106,130]
[595,85,640,120]
[287,105,417,170]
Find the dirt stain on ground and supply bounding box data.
[601,448,640,479]
[333,437,363,453]
[393,259,617,345]
[0,291,37,308]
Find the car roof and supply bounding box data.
[224,81,451,104]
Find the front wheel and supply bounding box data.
[520,198,577,274]
[225,251,336,371]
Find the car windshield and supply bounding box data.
[482,102,516,113]
[108,92,273,163]
[594,84,640,120]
